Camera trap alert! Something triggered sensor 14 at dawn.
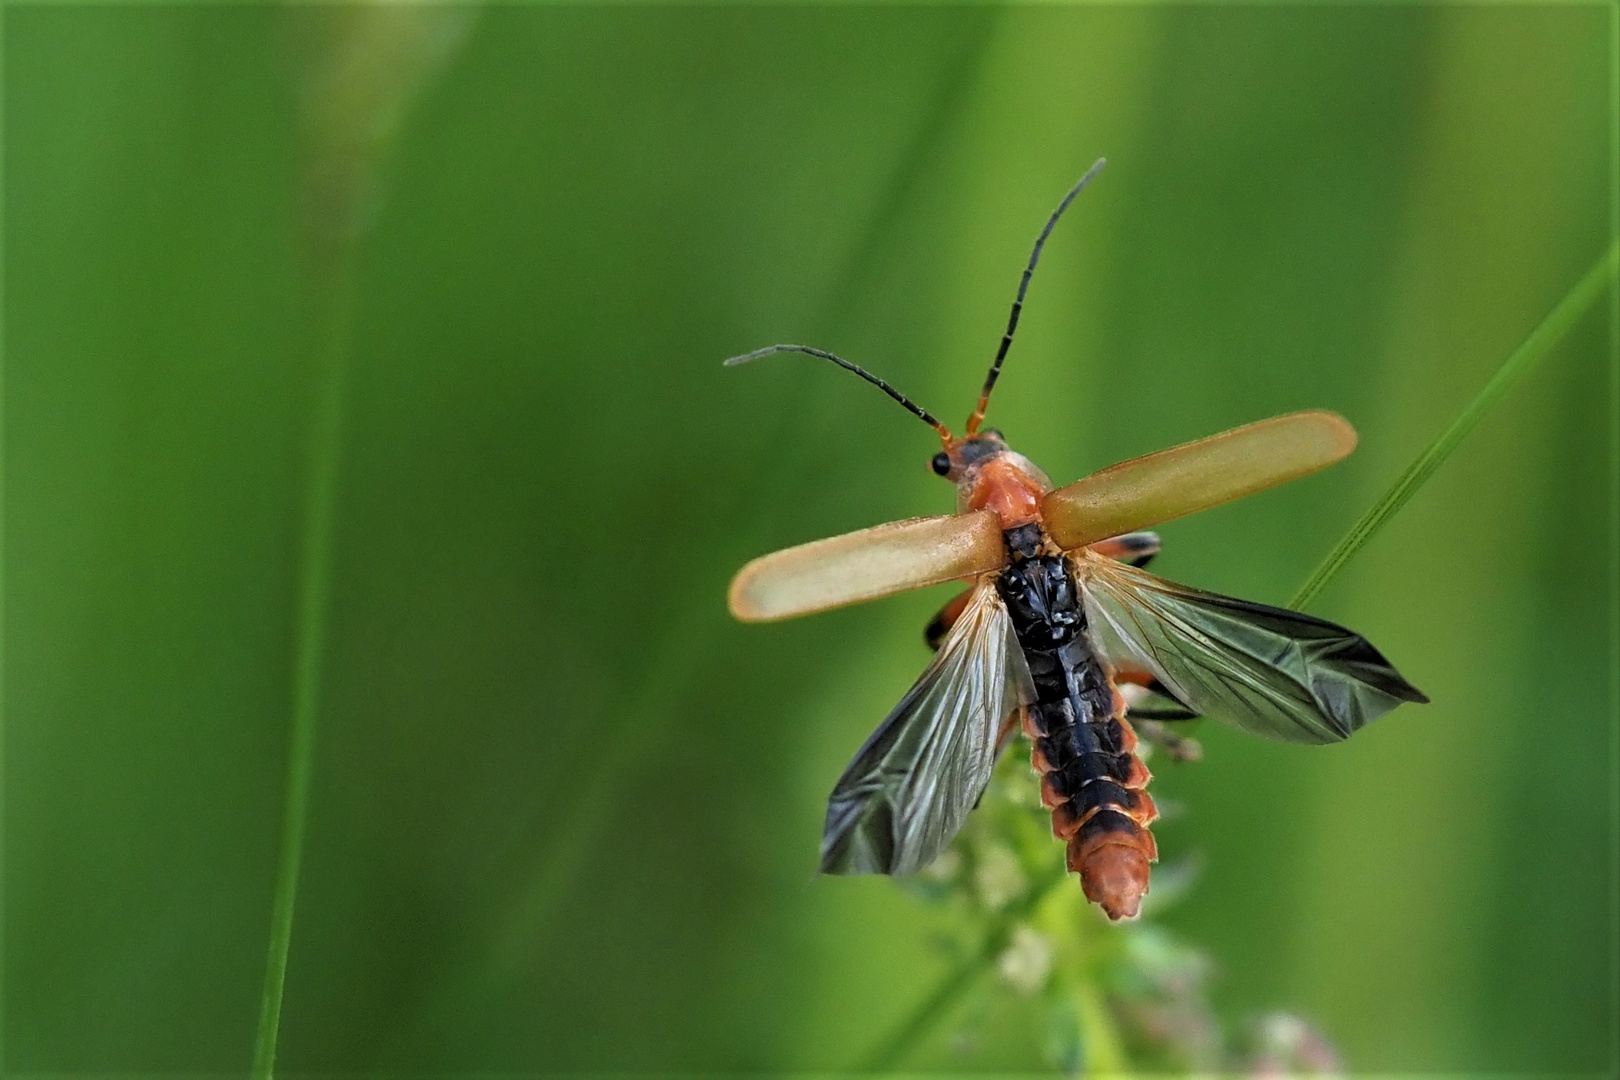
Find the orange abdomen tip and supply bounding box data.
[1069,826,1156,921]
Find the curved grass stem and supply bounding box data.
[250,263,358,1079]
[247,14,472,1072]
[1292,241,1619,611]
[860,865,1071,1073]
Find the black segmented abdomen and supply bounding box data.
[994,549,1158,920]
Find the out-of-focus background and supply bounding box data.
[3,4,1612,1073]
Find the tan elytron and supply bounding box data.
[1041,411,1357,549]
[728,511,1004,623]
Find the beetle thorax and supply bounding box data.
[947,443,1052,531]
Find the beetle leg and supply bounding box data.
[1129,704,1200,721]
[1117,677,1202,760]
[1115,668,1195,714]
[1089,530,1161,568]
[923,588,975,652]
[996,706,1025,752]
[1132,718,1203,762]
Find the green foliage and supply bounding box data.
[2,4,1611,1073]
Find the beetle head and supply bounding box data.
[929,429,1052,529]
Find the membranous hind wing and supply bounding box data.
[1075,552,1426,744]
[822,580,1032,875]
[729,511,1005,623]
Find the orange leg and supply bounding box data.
[1115,669,1202,761]
[997,706,1025,753]
[1088,531,1160,567]
[923,588,975,652]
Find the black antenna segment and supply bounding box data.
[966,157,1107,434]
[724,344,952,440]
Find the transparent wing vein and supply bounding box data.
[820,580,1032,875]
[1076,552,1426,745]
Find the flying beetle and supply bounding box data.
[724,159,1427,920]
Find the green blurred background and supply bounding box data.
[3,3,1613,1073]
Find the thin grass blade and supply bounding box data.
[251,11,474,1076]
[1291,241,1618,611]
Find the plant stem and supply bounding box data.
[1074,974,1129,1076]
[250,261,358,1079]
[861,865,1068,1073]
[1291,241,1619,611]
[246,13,472,1070]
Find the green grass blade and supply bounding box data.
[248,15,472,1073]
[1291,240,1619,611]
[250,270,357,1080]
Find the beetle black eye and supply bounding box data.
[930,452,952,476]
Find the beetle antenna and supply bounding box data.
[724,344,952,441]
[965,157,1107,434]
